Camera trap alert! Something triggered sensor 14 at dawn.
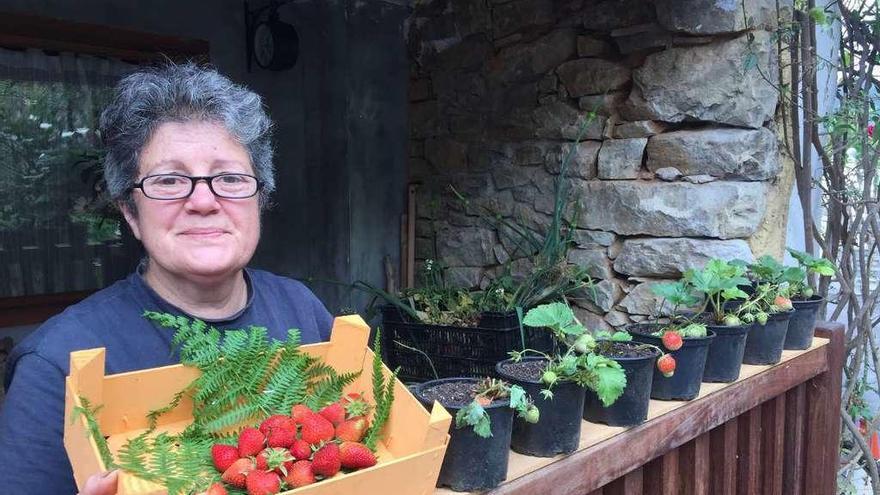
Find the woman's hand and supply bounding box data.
[78,470,118,495]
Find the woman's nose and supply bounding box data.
[185,180,220,211]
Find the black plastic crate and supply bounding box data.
[379,305,556,383]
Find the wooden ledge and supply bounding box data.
[436,336,832,494]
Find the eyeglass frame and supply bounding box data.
[128,173,264,200]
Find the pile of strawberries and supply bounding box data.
[203,393,378,495]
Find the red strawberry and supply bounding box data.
[300,412,335,445]
[205,482,228,495]
[339,441,377,469]
[221,458,255,488]
[211,444,240,473]
[657,354,677,378]
[255,448,293,475]
[259,415,294,436]
[291,404,314,423]
[245,469,280,495]
[266,424,296,448]
[774,295,793,310]
[661,331,683,351]
[311,442,341,477]
[339,393,371,418]
[285,460,316,488]
[335,417,368,443]
[319,403,346,426]
[238,427,266,457]
[290,439,312,460]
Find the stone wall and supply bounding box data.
[406,0,785,329]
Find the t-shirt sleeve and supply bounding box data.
[0,352,78,494]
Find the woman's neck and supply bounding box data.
[143,262,248,320]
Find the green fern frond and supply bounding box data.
[363,329,398,451]
[72,396,115,469]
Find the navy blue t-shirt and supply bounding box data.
[0,267,332,494]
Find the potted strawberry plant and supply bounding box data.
[582,330,662,427]
[683,259,754,383]
[782,248,835,349]
[629,281,714,400]
[495,302,627,456]
[737,256,795,365]
[411,377,538,491]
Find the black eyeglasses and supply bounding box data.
[130,173,263,200]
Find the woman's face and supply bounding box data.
[122,121,261,284]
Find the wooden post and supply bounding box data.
[810,322,845,495]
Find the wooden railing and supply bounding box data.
[439,322,845,495]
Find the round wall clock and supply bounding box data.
[252,18,299,71]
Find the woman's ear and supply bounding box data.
[119,201,142,241]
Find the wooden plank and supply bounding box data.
[710,418,738,495]
[602,469,643,495]
[807,322,845,494]
[0,11,209,62]
[761,395,785,495]
[783,384,807,495]
[484,342,829,495]
[643,450,678,495]
[737,407,762,495]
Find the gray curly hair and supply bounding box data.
[100,62,275,213]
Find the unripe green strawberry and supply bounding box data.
[803,287,814,298]
[522,405,540,424]
[656,354,676,378]
[573,335,591,354]
[756,312,769,325]
[541,370,558,386]
[661,331,683,351]
[741,312,755,324]
[722,315,742,327]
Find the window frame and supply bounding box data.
[0,11,209,326]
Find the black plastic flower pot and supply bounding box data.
[495,357,584,457]
[412,377,513,492]
[784,296,823,350]
[628,324,715,401]
[583,341,659,426]
[702,321,751,383]
[742,310,792,365]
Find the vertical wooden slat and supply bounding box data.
[643,449,679,494]
[737,406,762,495]
[762,394,786,495]
[783,384,807,495]
[602,468,643,495]
[710,418,738,495]
[680,434,710,495]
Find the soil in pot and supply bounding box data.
[629,324,715,401]
[412,378,513,492]
[742,310,792,365]
[496,357,584,457]
[784,295,823,350]
[693,314,751,383]
[583,341,658,426]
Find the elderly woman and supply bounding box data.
[0,63,333,494]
